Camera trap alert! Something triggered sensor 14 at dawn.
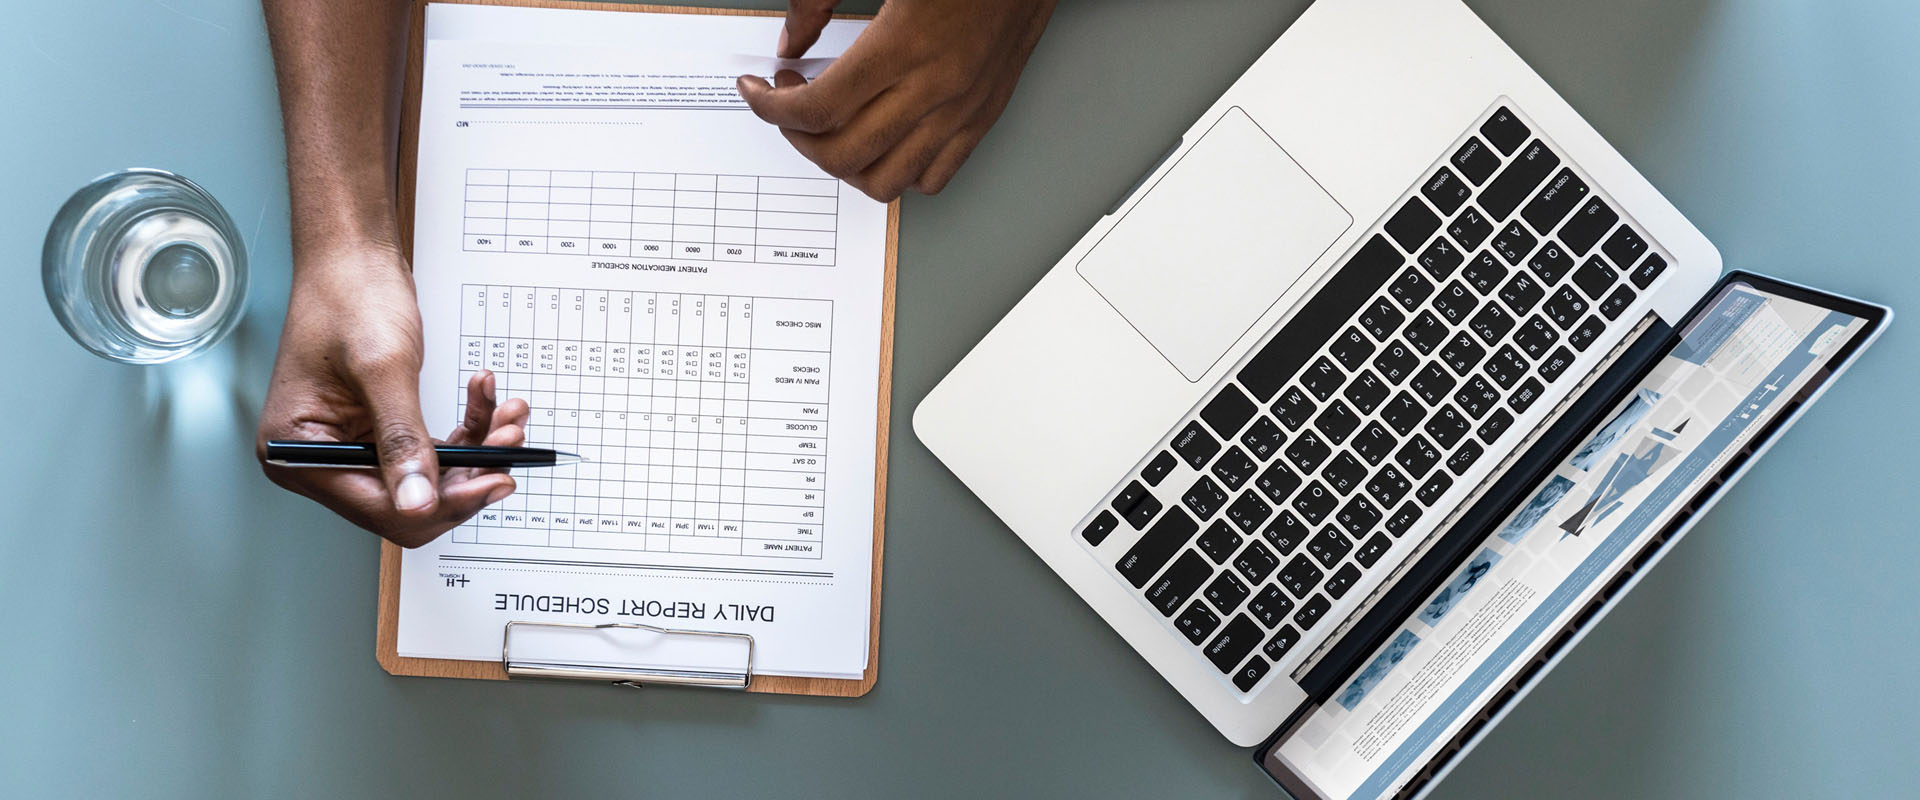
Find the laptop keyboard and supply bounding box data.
[1078,103,1670,696]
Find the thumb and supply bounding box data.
[359,362,441,516]
[780,0,839,59]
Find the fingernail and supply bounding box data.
[485,372,497,401]
[396,473,434,511]
[485,486,514,506]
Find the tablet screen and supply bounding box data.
[1263,278,1884,800]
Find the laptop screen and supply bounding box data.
[1261,276,1885,800]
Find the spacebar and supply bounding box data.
[1236,234,1404,401]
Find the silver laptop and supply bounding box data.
[915,0,1731,745]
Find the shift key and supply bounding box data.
[1118,507,1199,587]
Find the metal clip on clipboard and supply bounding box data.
[502,621,756,690]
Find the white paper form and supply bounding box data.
[397,5,886,679]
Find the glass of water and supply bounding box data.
[42,169,248,364]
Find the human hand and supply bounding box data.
[736,0,1056,201]
[255,242,528,547]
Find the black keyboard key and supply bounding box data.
[1575,313,1613,353]
[1482,140,1560,220]
[1358,298,1407,342]
[1301,357,1346,403]
[1335,495,1382,538]
[1171,421,1220,470]
[1490,221,1538,266]
[1315,401,1362,446]
[1460,251,1508,295]
[1385,199,1442,252]
[1237,234,1403,401]
[1514,315,1560,359]
[1600,285,1635,321]
[1233,654,1272,692]
[1183,475,1230,519]
[1277,554,1325,599]
[1248,584,1294,628]
[1294,594,1333,631]
[1200,384,1258,439]
[1383,502,1421,538]
[1539,346,1576,383]
[1521,168,1590,234]
[1307,527,1352,569]
[1206,614,1261,674]
[1453,375,1501,420]
[1571,256,1619,300]
[1355,533,1394,567]
[1395,435,1441,479]
[1272,386,1316,430]
[1329,327,1377,371]
[1196,519,1242,564]
[1478,409,1515,443]
[1422,167,1473,215]
[1142,450,1178,487]
[1123,491,1163,530]
[1560,198,1618,256]
[1432,282,1477,325]
[1082,510,1119,545]
[1324,564,1363,600]
[1543,286,1589,330]
[1145,550,1211,615]
[1452,137,1501,184]
[1448,207,1495,252]
[1424,405,1471,449]
[1343,371,1390,414]
[1255,460,1304,506]
[1117,507,1198,587]
[1365,464,1412,508]
[1112,480,1150,517]
[1234,541,1281,584]
[1629,253,1668,289]
[1373,342,1420,385]
[1381,391,1427,437]
[1292,481,1338,526]
[1404,311,1450,355]
[1240,417,1287,462]
[1499,272,1546,315]
[1284,431,1332,474]
[1485,345,1528,389]
[1602,226,1649,270]
[1211,446,1259,491]
[1352,422,1398,466]
[1418,237,1465,279]
[1508,378,1545,413]
[1410,362,1457,406]
[1205,571,1252,614]
[1389,267,1436,311]
[1323,452,1367,496]
[1480,107,1531,155]
[1262,512,1310,555]
[1441,331,1488,376]
[1224,490,1274,535]
[1528,241,1575,285]
[1175,601,1221,644]
[1447,439,1485,475]
[1417,472,1453,506]
[1264,625,1302,660]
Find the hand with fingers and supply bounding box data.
[737,0,1056,201]
[255,243,529,548]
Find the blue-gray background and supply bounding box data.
[3,1,1914,797]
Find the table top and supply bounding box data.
[4,1,1915,796]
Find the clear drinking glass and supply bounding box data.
[42,169,248,364]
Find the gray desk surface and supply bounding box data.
[4,1,1916,797]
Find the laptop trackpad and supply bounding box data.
[1078,107,1351,381]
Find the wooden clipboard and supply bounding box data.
[377,0,894,697]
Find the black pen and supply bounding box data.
[264,440,584,470]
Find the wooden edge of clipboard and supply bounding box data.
[377,0,893,698]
